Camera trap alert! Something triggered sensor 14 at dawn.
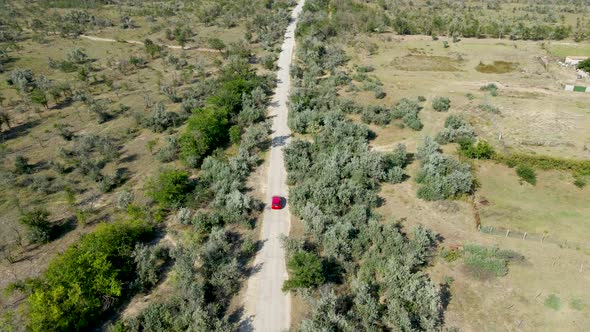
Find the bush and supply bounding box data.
[432,97,451,112]
[435,115,475,144]
[19,208,51,244]
[146,169,192,208]
[516,164,536,185]
[156,136,179,163]
[132,244,168,292]
[478,103,500,114]
[416,137,473,200]
[116,190,135,210]
[144,103,179,133]
[544,294,561,310]
[391,98,423,130]
[27,220,153,332]
[578,58,590,74]
[462,244,515,280]
[208,37,226,51]
[283,251,325,291]
[458,139,495,159]
[14,155,33,174]
[480,83,498,96]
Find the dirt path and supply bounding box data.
[240,1,305,331]
[79,34,220,52]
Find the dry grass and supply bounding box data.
[349,35,590,330]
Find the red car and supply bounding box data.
[271,196,282,210]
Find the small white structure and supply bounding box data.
[564,56,588,66]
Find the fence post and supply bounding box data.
[506,230,510,238]
[523,232,527,240]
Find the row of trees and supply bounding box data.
[294,0,588,41]
[110,13,288,329]
[283,1,444,330]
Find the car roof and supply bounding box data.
[272,196,280,202]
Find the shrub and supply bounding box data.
[577,58,590,74]
[440,247,462,262]
[26,220,153,332]
[156,136,179,163]
[144,103,179,133]
[392,98,423,130]
[458,139,494,159]
[67,48,88,64]
[116,189,134,210]
[480,83,498,96]
[19,208,51,244]
[435,115,475,144]
[416,137,472,200]
[432,97,451,112]
[208,37,226,51]
[14,155,33,174]
[544,294,561,310]
[132,244,168,292]
[54,123,74,141]
[283,251,325,291]
[462,244,512,280]
[229,125,241,144]
[146,169,192,208]
[478,103,500,114]
[516,164,536,185]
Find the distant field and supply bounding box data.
[547,42,590,58]
[346,34,590,331]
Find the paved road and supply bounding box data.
[241,1,305,331]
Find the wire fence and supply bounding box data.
[478,224,590,251]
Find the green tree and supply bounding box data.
[27,220,153,332]
[30,88,48,109]
[179,108,228,167]
[578,58,590,74]
[283,251,325,291]
[144,39,161,59]
[19,208,51,244]
[146,169,192,208]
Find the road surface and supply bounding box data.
[241,1,305,331]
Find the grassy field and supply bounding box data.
[345,34,590,330]
[547,42,590,58]
[477,161,590,243]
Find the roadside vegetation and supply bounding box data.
[0,0,296,330]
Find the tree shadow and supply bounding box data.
[233,306,254,332]
[0,119,42,141]
[439,281,452,324]
[271,135,290,148]
[322,257,344,284]
[49,216,77,241]
[51,97,76,110]
[119,154,138,163]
